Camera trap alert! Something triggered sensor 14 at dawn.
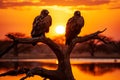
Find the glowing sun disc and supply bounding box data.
[55,25,65,34]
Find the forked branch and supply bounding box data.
[66,28,107,55]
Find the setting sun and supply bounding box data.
[55,25,65,35]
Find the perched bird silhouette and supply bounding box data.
[65,11,84,45]
[31,9,52,45]
[31,9,52,38]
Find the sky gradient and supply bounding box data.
[0,0,120,40]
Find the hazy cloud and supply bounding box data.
[0,0,120,9]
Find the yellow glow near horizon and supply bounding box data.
[55,25,65,35]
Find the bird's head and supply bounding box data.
[40,9,49,16]
[74,11,81,17]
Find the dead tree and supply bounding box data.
[0,29,106,80]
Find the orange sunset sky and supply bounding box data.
[0,0,120,40]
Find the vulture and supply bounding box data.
[31,9,52,46]
[65,11,84,45]
[31,9,52,38]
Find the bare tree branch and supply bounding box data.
[0,68,29,77]
[5,35,64,62]
[66,28,107,55]
[20,67,64,80]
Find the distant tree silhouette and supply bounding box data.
[94,35,120,54]
[4,32,27,40]
[83,35,119,56]
[87,39,98,56]
[86,35,108,56]
[0,32,31,57]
